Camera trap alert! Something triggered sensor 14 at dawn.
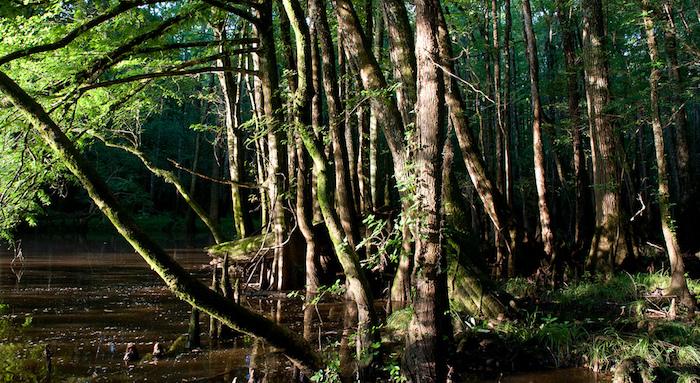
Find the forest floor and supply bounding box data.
[438,270,700,382]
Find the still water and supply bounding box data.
[0,237,601,382]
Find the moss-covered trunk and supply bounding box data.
[0,70,322,373]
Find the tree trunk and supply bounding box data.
[333,0,416,310]
[309,0,361,249]
[376,0,418,312]
[185,133,201,238]
[382,0,417,128]
[582,0,629,273]
[522,0,556,264]
[436,5,522,276]
[215,22,252,239]
[503,0,513,208]
[284,0,378,373]
[256,4,291,290]
[641,5,695,308]
[557,0,589,252]
[662,2,693,244]
[404,0,451,381]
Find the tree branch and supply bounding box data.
[202,0,260,25]
[78,66,258,93]
[74,10,194,85]
[168,158,267,189]
[133,38,259,54]
[0,0,165,66]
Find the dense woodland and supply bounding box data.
[1,0,700,381]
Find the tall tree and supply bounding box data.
[214,20,253,239]
[641,2,695,308]
[522,0,557,265]
[557,0,590,251]
[404,0,451,381]
[582,0,630,272]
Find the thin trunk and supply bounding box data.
[662,1,693,239]
[333,0,415,309]
[246,52,269,229]
[284,0,378,373]
[369,6,385,212]
[209,139,221,224]
[382,0,417,128]
[310,0,361,248]
[504,0,513,207]
[188,308,201,349]
[492,0,504,196]
[522,0,556,263]
[215,23,252,239]
[557,0,589,251]
[185,133,201,237]
[310,14,323,224]
[437,5,522,276]
[641,5,695,308]
[378,0,417,311]
[256,4,291,290]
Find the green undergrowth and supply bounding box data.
[454,271,700,381]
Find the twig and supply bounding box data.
[630,193,646,222]
[428,54,495,103]
[168,159,266,189]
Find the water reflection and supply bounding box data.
[0,237,603,382]
[0,237,295,382]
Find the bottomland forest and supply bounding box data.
[1,0,699,382]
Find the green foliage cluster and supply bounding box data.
[0,303,46,383]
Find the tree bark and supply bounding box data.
[214,22,253,239]
[582,0,629,273]
[522,0,556,264]
[382,0,417,128]
[404,0,451,381]
[309,0,361,249]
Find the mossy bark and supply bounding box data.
[448,258,506,320]
[285,0,378,373]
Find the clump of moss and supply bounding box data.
[384,307,413,341]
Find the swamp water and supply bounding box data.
[0,237,602,382]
